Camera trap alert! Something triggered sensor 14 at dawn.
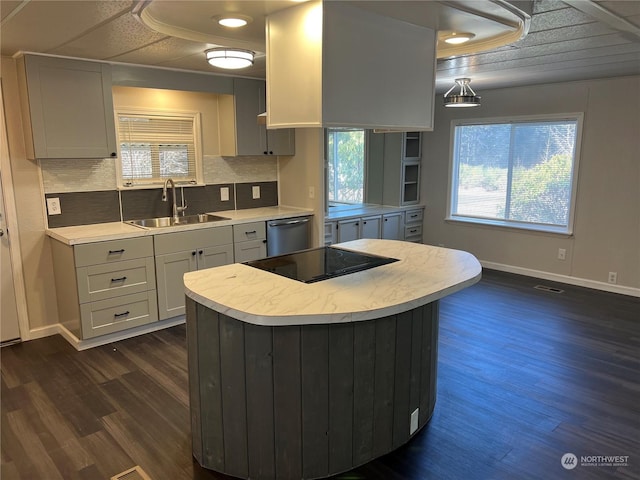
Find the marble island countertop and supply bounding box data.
[46,205,313,245]
[184,239,482,326]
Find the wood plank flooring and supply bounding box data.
[2,269,639,480]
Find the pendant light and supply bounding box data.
[443,78,481,107]
[205,48,254,69]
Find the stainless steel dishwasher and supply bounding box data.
[266,216,311,256]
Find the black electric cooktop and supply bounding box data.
[245,246,399,283]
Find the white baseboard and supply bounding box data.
[30,317,186,350]
[481,261,640,297]
[26,324,62,341]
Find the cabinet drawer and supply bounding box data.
[405,224,423,241]
[154,226,233,255]
[234,239,267,263]
[405,209,423,224]
[74,237,153,267]
[76,257,156,303]
[234,221,266,242]
[80,290,158,339]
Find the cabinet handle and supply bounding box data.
[363,221,367,225]
[263,151,268,155]
[198,250,203,255]
[409,229,417,233]
[192,251,197,256]
[262,240,267,244]
[410,215,418,219]
[269,151,273,155]
[108,249,125,254]
[384,218,388,222]
[114,311,130,318]
[245,230,256,235]
[110,276,127,282]
[355,222,359,226]
[110,152,117,157]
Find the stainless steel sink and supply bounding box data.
[126,214,229,228]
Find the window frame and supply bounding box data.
[324,128,368,206]
[114,107,204,189]
[446,113,584,235]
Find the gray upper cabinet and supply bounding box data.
[381,132,422,206]
[220,78,295,156]
[17,54,117,159]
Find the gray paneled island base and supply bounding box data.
[184,239,482,479]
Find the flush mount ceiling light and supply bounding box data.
[443,78,481,107]
[205,48,254,69]
[442,32,475,45]
[215,14,252,28]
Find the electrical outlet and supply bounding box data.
[608,272,617,284]
[220,187,230,202]
[46,197,62,215]
[252,185,260,199]
[410,408,419,435]
[558,248,566,260]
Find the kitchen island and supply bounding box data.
[184,239,481,480]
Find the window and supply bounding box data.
[326,129,366,204]
[116,109,202,187]
[448,114,582,234]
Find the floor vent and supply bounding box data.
[111,466,152,480]
[534,284,564,294]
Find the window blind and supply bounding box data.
[117,113,198,186]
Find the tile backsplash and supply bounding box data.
[42,155,279,228]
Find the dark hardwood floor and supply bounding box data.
[2,269,639,480]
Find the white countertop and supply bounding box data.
[46,205,314,245]
[325,203,424,221]
[184,239,482,326]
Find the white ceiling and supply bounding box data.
[1,0,639,94]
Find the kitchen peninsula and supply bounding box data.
[184,239,481,479]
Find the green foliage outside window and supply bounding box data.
[327,129,365,204]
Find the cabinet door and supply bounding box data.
[234,78,264,156]
[337,219,360,243]
[233,78,294,156]
[155,250,197,320]
[382,213,404,240]
[267,128,295,156]
[360,215,381,239]
[198,244,234,269]
[21,55,117,159]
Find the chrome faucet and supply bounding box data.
[162,178,187,220]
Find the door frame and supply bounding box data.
[0,80,29,341]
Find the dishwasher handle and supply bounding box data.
[268,218,310,227]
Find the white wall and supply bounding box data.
[421,75,640,292]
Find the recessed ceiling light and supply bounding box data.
[215,15,252,28]
[443,32,475,45]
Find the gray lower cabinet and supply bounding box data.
[337,218,360,243]
[360,215,381,239]
[382,212,404,240]
[324,221,337,246]
[404,208,424,242]
[155,227,234,320]
[51,236,157,339]
[233,222,267,262]
[17,54,117,159]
